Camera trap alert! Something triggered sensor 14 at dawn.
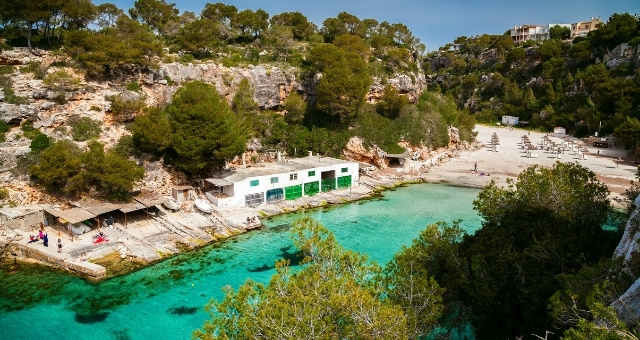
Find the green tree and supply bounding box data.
[166,81,247,174]
[283,90,307,124]
[384,222,453,338]
[309,44,370,121]
[95,3,124,28]
[589,13,639,50]
[461,162,615,338]
[176,18,219,58]
[376,85,409,119]
[614,117,640,149]
[231,78,259,125]
[129,0,179,36]
[80,142,144,200]
[549,25,571,40]
[194,217,408,339]
[29,140,82,192]
[131,108,173,155]
[269,11,316,41]
[66,15,162,77]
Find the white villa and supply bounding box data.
[205,155,360,208]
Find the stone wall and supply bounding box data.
[14,243,106,280]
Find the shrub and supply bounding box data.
[179,53,195,63]
[20,120,39,139]
[20,61,46,79]
[0,187,8,200]
[3,88,29,105]
[0,65,14,75]
[125,81,142,92]
[90,105,102,111]
[109,94,147,121]
[30,133,51,153]
[43,70,81,92]
[69,116,101,141]
[0,121,9,143]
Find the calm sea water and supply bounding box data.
[0,183,482,340]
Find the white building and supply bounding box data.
[502,115,519,126]
[205,155,360,208]
[511,23,572,44]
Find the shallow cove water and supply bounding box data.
[0,183,483,340]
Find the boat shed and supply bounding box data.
[205,155,359,208]
[44,207,96,235]
[0,207,43,232]
[172,186,193,203]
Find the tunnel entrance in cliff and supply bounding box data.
[386,155,405,168]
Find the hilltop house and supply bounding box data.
[511,17,600,44]
[205,155,359,208]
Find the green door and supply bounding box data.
[321,178,336,192]
[285,185,302,200]
[304,181,320,196]
[337,175,352,189]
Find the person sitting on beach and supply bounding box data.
[28,235,38,243]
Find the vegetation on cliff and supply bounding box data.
[427,13,640,147]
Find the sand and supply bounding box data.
[420,125,638,204]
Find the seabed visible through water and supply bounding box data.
[0,183,483,340]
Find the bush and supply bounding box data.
[179,53,195,63]
[0,187,8,200]
[0,121,9,143]
[43,69,81,91]
[109,94,147,121]
[0,65,14,75]
[20,61,46,79]
[125,81,142,92]
[90,105,102,111]
[20,120,39,139]
[69,116,101,141]
[3,88,29,105]
[30,133,51,153]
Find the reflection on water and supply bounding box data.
[0,183,483,340]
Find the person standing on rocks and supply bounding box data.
[43,233,49,247]
[57,239,62,253]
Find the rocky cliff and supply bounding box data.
[612,197,640,327]
[0,48,428,203]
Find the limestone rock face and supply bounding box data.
[603,43,640,69]
[611,199,640,327]
[367,73,427,104]
[0,103,38,124]
[154,63,296,109]
[343,136,388,169]
[611,278,640,328]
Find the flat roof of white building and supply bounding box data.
[217,156,356,183]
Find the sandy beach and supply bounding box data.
[420,125,638,204]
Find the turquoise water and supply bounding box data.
[0,183,482,340]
